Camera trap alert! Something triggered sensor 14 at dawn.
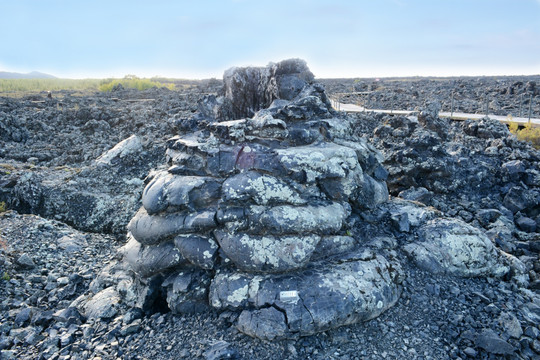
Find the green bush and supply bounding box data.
[509,121,540,149]
[0,201,6,213]
[99,76,175,92]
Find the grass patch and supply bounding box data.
[509,121,540,149]
[0,76,176,94]
[0,78,102,93]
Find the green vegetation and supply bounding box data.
[0,75,175,94]
[0,201,6,213]
[98,75,175,92]
[509,121,540,149]
[1,272,9,281]
[0,78,101,93]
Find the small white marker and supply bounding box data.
[280,290,299,303]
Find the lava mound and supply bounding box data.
[120,59,512,340]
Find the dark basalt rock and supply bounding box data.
[118,59,401,339]
[403,218,509,277]
[211,252,402,339]
[475,329,516,355]
[215,58,316,120]
[515,216,537,233]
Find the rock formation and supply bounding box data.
[117,59,515,340]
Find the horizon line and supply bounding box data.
[2,68,540,81]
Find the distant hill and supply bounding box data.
[0,71,57,79]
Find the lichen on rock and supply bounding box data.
[404,218,510,277]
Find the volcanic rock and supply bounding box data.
[404,218,510,277]
[114,59,515,341]
[121,60,402,339]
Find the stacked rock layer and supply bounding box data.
[123,59,402,339]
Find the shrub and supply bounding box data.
[508,119,519,133]
[509,121,540,149]
[99,76,175,92]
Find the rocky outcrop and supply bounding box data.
[110,60,519,341]
[4,140,151,235]
[121,60,401,339]
[198,58,316,121]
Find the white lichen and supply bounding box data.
[276,143,360,183]
[226,284,249,306]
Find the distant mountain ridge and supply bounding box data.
[0,71,57,79]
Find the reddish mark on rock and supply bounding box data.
[235,145,256,169]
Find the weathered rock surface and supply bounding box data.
[211,253,402,339]
[404,218,510,277]
[83,287,121,319]
[120,60,402,339]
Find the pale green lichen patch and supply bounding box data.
[276,143,360,183]
[405,218,510,277]
[321,260,378,297]
[227,284,249,306]
[217,233,321,272]
[255,203,349,235]
[222,171,305,205]
[247,175,304,205]
[239,234,320,268]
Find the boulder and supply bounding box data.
[122,237,187,278]
[174,234,219,270]
[503,187,537,214]
[127,208,217,245]
[95,135,142,166]
[163,269,211,314]
[142,173,221,214]
[398,187,433,204]
[515,216,537,233]
[84,287,120,319]
[404,218,509,277]
[210,253,402,340]
[220,59,315,120]
[475,329,516,355]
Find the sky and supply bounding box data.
[1,0,539,79]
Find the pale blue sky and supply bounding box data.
[1,0,539,79]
